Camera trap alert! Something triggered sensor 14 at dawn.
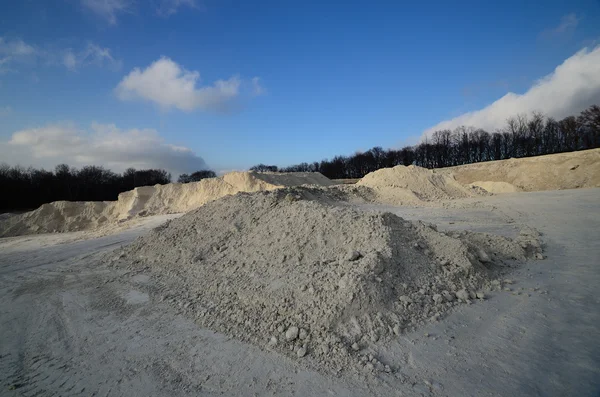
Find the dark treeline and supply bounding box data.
[177,170,217,183]
[0,165,172,212]
[3,105,599,211]
[252,105,600,179]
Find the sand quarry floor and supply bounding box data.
[0,188,599,396]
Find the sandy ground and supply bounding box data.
[1,189,598,396]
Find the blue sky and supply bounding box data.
[1,0,600,175]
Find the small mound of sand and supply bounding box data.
[356,165,479,205]
[0,201,114,236]
[445,148,600,191]
[110,187,541,374]
[469,181,521,194]
[0,171,333,237]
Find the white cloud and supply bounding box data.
[156,0,200,16]
[422,46,600,139]
[115,57,244,112]
[215,168,242,176]
[63,43,121,71]
[80,0,133,25]
[0,37,120,75]
[63,51,78,70]
[1,122,208,175]
[0,37,37,73]
[251,77,265,96]
[80,0,200,22]
[0,37,35,56]
[543,13,580,37]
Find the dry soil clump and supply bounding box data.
[110,187,541,374]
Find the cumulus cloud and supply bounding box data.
[1,122,208,175]
[80,0,133,25]
[422,46,600,139]
[115,57,245,112]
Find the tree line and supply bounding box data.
[0,164,210,212]
[3,105,598,212]
[0,165,174,211]
[252,104,600,179]
[177,170,217,183]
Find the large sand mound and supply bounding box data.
[356,165,480,205]
[110,187,541,373]
[445,148,600,191]
[0,171,333,237]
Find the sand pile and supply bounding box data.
[356,165,480,205]
[469,181,521,194]
[0,172,333,237]
[114,177,239,218]
[0,201,114,236]
[114,171,334,218]
[224,171,334,188]
[110,187,541,373]
[445,148,600,192]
